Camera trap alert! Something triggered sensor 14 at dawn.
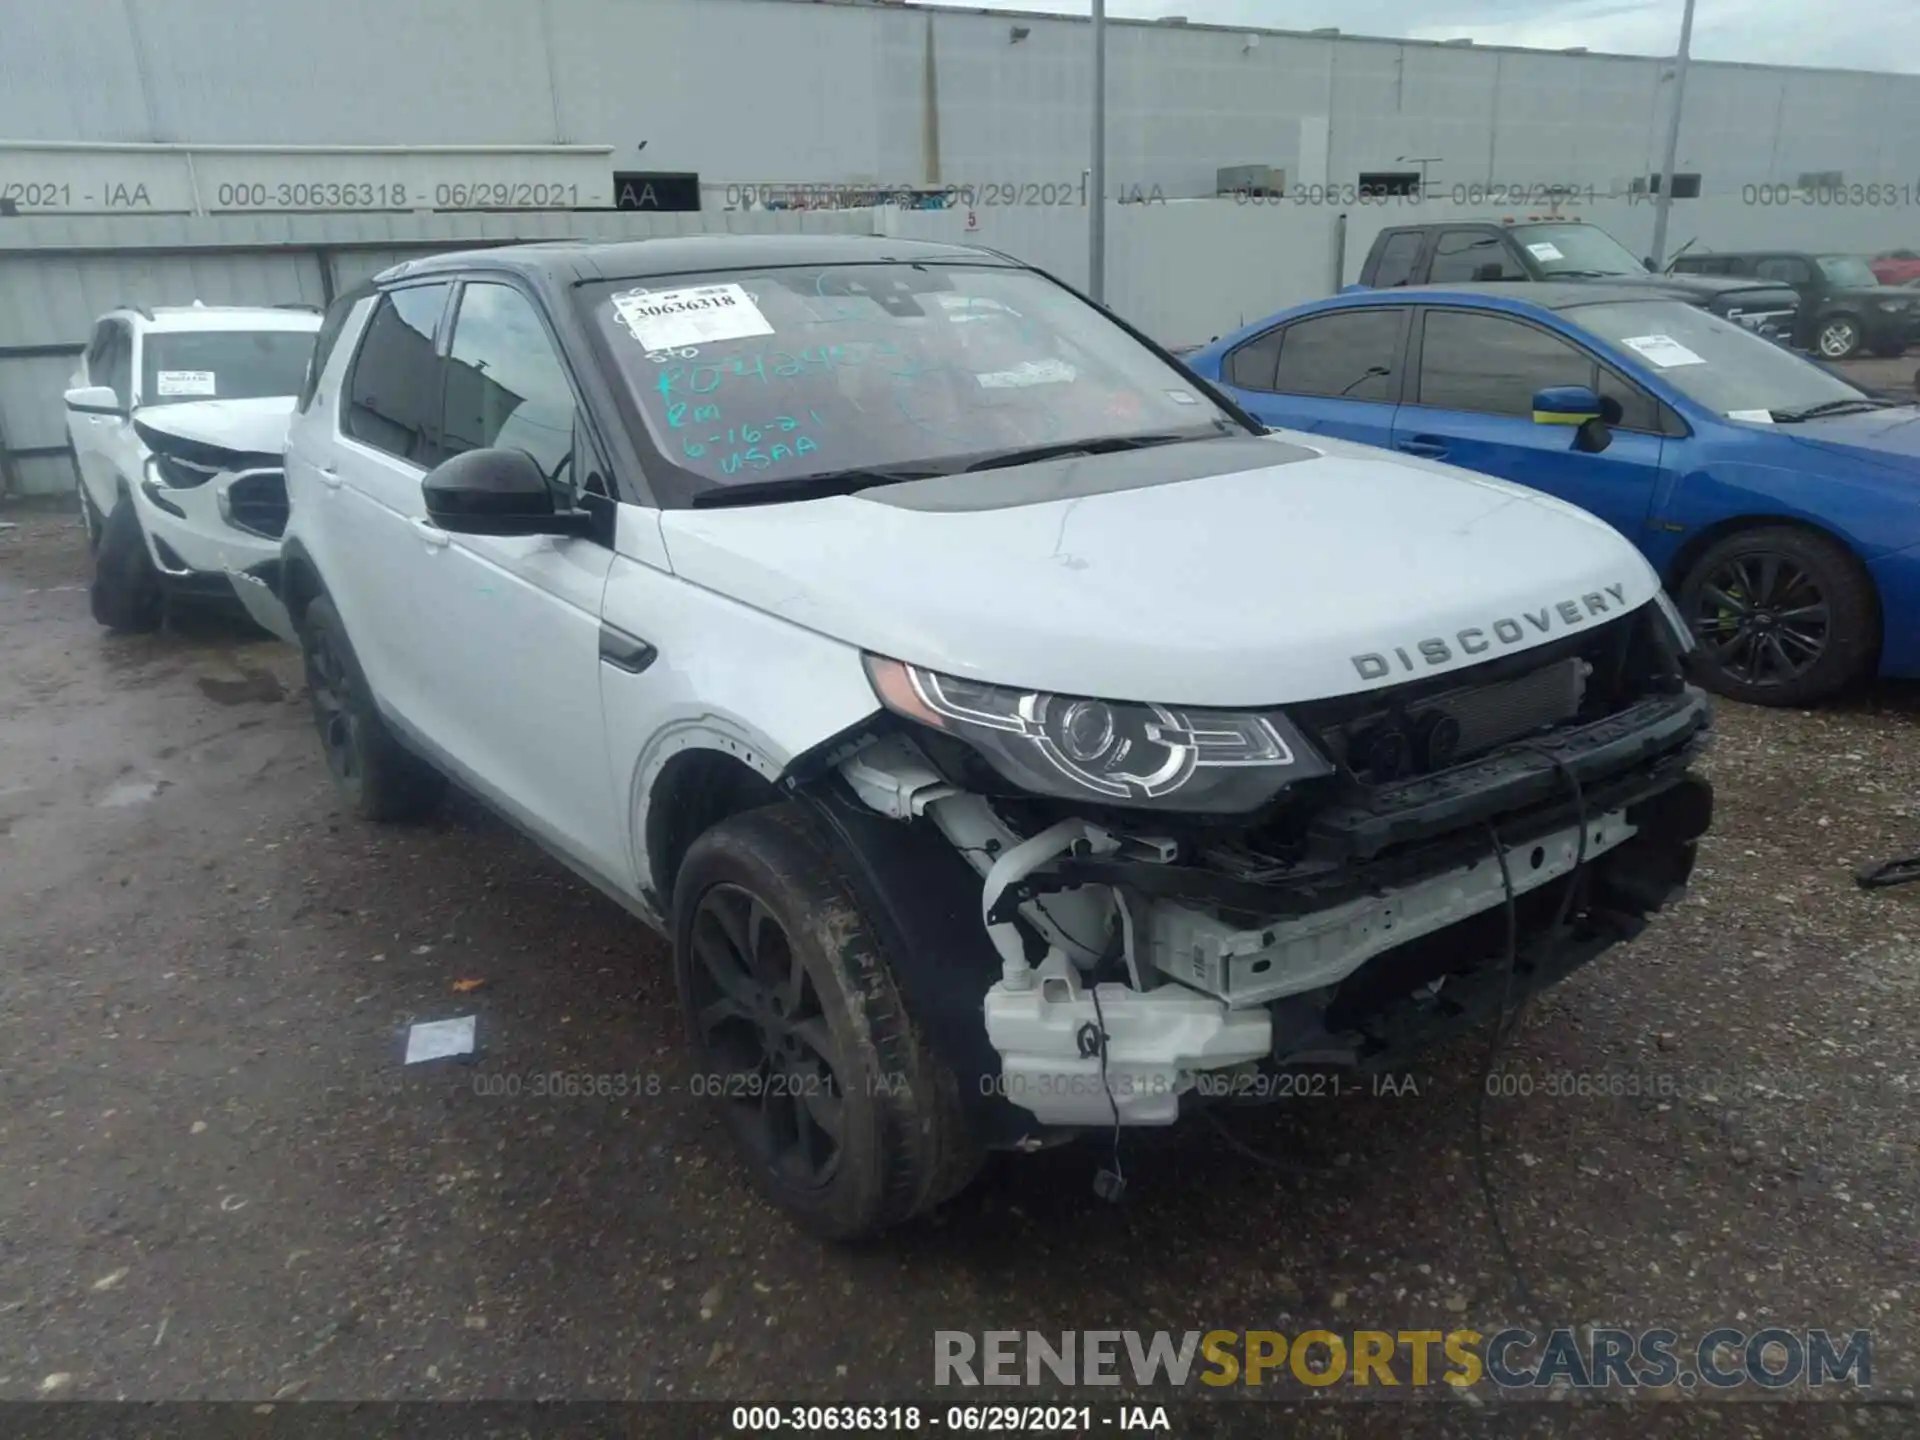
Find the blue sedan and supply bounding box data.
[1184,283,1920,705]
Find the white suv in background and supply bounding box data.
[64,302,321,632]
[257,236,1713,1238]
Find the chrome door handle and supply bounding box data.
[410,517,450,548]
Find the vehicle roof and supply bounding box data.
[1675,249,1851,260]
[1379,218,1592,231]
[1187,280,1706,360]
[1336,281,1700,311]
[375,234,1017,287]
[112,305,323,333]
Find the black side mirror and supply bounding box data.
[1574,416,1613,454]
[421,448,594,538]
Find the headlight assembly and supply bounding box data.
[146,452,219,489]
[864,655,1331,812]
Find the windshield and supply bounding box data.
[1817,255,1879,288]
[580,263,1237,504]
[139,329,317,407]
[1516,224,1647,278]
[1571,300,1867,417]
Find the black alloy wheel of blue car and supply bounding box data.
[1679,525,1878,706]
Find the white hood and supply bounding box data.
[134,396,296,457]
[660,436,1664,707]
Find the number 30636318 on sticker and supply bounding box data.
[612,284,775,351]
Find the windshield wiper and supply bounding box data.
[1551,268,1640,279]
[1770,397,1896,423]
[961,430,1215,474]
[689,466,949,509]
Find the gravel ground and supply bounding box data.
[1,501,1916,1436]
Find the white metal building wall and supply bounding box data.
[1,0,1915,202]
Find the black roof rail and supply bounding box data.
[275,302,323,313]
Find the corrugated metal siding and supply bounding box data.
[0,208,876,497]
[126,0,558,146]
[0,0,152,142]
[2,0,1915,195]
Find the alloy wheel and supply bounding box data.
[1818,320,1860,358]
[687,882,846,1189]
[305,628,361,786]
[1690,552,1830,689]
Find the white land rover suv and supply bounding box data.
[64,302,321,631]
[258,236,1713,1238]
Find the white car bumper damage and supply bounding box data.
[830,621,1713,1137]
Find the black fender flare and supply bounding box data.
[793,782,1039,1149]
[277,537,328,627]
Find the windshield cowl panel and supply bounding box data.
[578,263,1238,508]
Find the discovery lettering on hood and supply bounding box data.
[1351,582,1631,682]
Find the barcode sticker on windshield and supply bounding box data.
[611,284,774,351]
[1620,334,1706,368]
[155,370,217,396]
[1525,242,1565,261]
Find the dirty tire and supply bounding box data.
[1678,525,1878,706]
[89,491,161,633]
[673,803,982,1239]
[72,459,103,552]
[300,595,446,823]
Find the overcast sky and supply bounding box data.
[950,0,1918,73]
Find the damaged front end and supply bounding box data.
[822,598,1712,1135]
[132,412,298,637]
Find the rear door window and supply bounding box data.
[1271,310,1407,402]
[343,283,453,467]
[1224,330,1283,390]
[300,287,373,413]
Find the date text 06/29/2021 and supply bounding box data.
[730,1406,1169,1433]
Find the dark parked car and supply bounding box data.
[1667,251,1918,359]
[1354,220,1801,340]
